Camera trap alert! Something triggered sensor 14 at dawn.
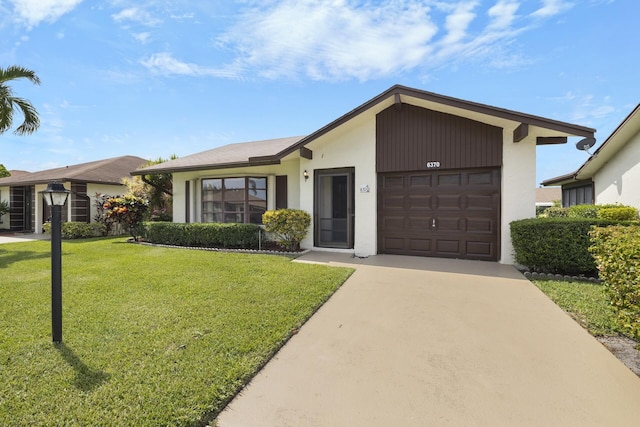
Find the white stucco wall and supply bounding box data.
[88,183,130,223]
[501,130,537,264]
[0,186,9,230]
[593,129,640,208]
[300,114,377,256]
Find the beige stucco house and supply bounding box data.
[0,155,146,233]
[542,104,640,208]
[134,85,594,264]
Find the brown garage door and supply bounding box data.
[378,168,500,261]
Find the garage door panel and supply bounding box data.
[466,241,494,258]
[467,194,497,209]
[435,194,462,209]
[467,217,495,233]
[382,194,405,209]
[408,195,432,208]
[378,168,500,261]
[436,173,462,186]
[382,176,404,188]
[409,175,432,187]
[467,171,496,185]
[408,217,431,229]
[410,238,431,251]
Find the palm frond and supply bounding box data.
[10,97,40,135]
[0,65,41,85]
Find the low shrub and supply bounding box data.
[43,221,107,239]
[598,206,638,221]
[590,225,640,340]
[262,209,311,251]
[142,222,261,249]
[568,204,599,218]
[544,207,568,218]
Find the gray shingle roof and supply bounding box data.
[134,136,305,175]
[0,155,147,186]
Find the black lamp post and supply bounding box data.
[41,182,71,343]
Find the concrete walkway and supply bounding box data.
[217,252,640,426]
[0,232,49,244]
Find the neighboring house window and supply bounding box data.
[202,177,267,224]
[562,183,593,207]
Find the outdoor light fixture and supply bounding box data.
[303,170,309,181]
[40,182,71,344]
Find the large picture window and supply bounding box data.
[202,177,267,224]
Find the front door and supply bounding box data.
[315,168,354,249]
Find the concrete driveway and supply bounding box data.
[217,252,640,427]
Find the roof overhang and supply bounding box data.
[132,85,596,175]
[542,103,640,187]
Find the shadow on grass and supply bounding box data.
[55,343,110,392]
[0,249,49,268]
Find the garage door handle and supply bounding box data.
[432,219,436,228]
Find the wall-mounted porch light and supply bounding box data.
[303,170,309,181]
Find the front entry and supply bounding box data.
[10,186,34,231]
[315,168,354,249]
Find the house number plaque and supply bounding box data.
[426,161,441,168]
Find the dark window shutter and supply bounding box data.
[275,175,288,209]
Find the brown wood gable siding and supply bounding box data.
[376,103,503,173]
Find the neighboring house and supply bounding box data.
[133,85,594,263]
[0,156,146,233]
[536,187,561,209]
[542,104,640,208]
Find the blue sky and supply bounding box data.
[0,0,637,184]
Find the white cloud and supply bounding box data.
[8,0,82,28]
[441,2,478,45]
[488,0,520,29]
[218,0,438,81]
[133,32,151,44]
[140,52,243,79]
[112,7,162,26]
[531,0,574,18]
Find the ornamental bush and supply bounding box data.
[544,207,568,218]
[598,206,638,221]
[143,222,261,249]
[568,204,599,219]
[590,225,640,340]
[43,221,107,239]
[103,195,149,241]
[262,209,311,251]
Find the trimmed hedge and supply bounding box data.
[590,225,640,340]
[510,218,628,276]
[43,222,107,239]
[142,222,261,249]
[598,206,638,221]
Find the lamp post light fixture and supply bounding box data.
[41,182,71,343]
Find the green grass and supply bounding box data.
[532,279,625,337]
[0,238,353,426]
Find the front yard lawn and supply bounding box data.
[532,279,624,337]
[0,238,353,426]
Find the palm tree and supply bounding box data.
[0,65,41,136]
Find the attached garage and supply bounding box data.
[378,168,500,260]
[376,102,503,260]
